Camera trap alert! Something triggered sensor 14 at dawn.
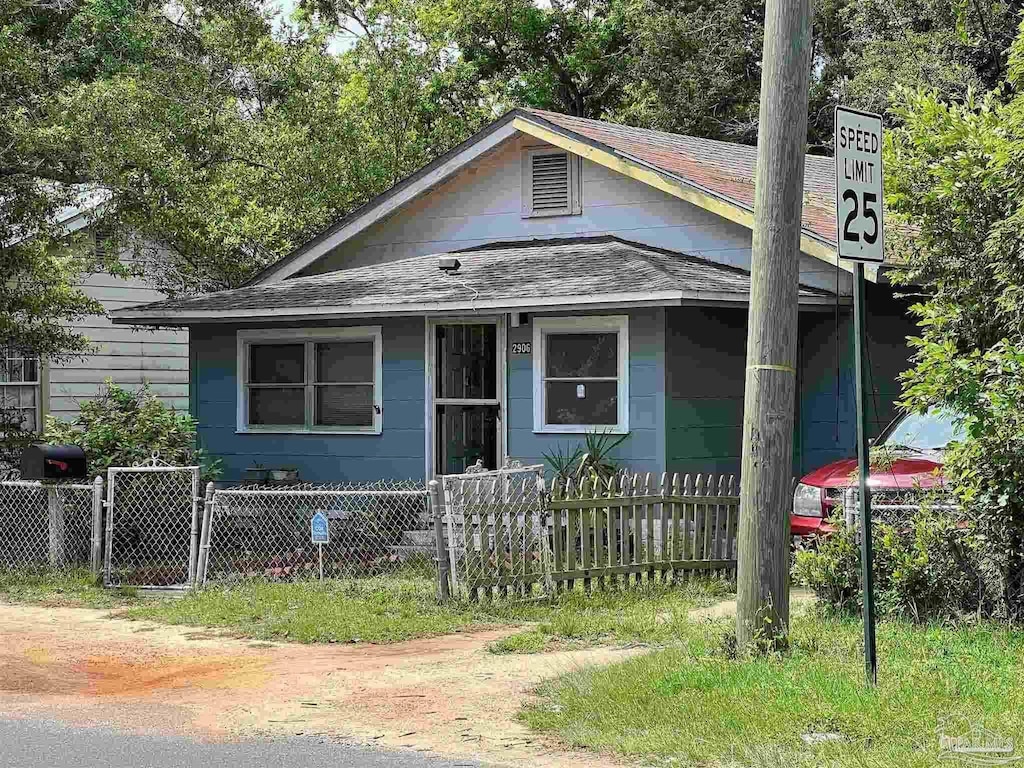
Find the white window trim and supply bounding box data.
[533,315,629,435]
[236,326,383,435]
[521,147,582,218]
[0,352,42,434]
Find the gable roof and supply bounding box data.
[111,236,837,326]
[520,109,836,248]
[253,109,854,285]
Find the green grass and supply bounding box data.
[0,568,141,608]
[521,608,1024,767]
[122,576,733,646]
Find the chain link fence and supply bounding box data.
[105,465,201,587]
[197,480,435,584]
[0,479,102,570]
[842,486,961,528]
[441,466,547,600]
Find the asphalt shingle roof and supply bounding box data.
[523,109,837,245]
[113,236,832,322]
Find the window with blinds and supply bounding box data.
[522,148,581,217]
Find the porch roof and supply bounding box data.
[110,236,838,326]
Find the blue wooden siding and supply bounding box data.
[505,308,666,475]
[666,293,915,479]
[192,318,426,484]
[797,286,916,475]
[665,306,747,477]
[189,291,911,485]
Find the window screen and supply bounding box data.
[534,317,627,432]
[543,333,619,426]
[242,331,380,431]
[314,342,374,427]
[0,350,41,433]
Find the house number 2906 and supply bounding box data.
[511,342,532,355]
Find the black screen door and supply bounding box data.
[434,324,500,475]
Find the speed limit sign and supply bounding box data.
[835,106,884,263]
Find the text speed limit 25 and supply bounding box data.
[834,106,884,264]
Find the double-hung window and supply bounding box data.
[533,316,628,434]
[0,350,41,433]
[237,327,382,434]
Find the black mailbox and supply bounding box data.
[20,444,88,481]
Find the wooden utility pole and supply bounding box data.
[736,0,813,649]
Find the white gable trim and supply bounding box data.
[256,120,521,284]
[510,117,875,281]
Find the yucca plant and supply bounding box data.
[578,430,629,483]
[542,430,628,486]
[542,443,584,481]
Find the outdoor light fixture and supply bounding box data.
[438,256,461,274]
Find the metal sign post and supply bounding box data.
[311,511,329,583]
[835,105,884,686]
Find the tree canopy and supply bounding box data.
[884,18,1024,618]
[4,0,1023,364]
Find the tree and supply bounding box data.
[621,0,766,143]
[884,20,1024,618]
[628,0,1024,150]
[3,0,492,302]
[300,0,499,186]
[432,0,632,119]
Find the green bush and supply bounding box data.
[795,506,992,622]
[43,381,220,480]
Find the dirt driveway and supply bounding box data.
[0,603,641,767]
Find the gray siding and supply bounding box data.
[47,260,189,421]
[303,134,849,294]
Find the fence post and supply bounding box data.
[428,480,451,601]
[187,470,202,587]
[196,482,215,587]
[90,476,104,577]
[46,483,66,568]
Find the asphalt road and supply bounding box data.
[0,719,482,768]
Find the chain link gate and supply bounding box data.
[104,456,201,588]
[441,464,547,599]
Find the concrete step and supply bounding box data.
[401,529,436,547]
[387,544,436,560]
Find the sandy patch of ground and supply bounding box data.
[0,604,638,767]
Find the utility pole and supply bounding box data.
[736,0,813,649]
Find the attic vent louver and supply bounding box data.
[531,153,570,212]
[523,148,581,218]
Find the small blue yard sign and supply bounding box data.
[311,511,329,544]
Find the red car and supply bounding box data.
[791,409,965,538]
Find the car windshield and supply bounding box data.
[879,408,966,451]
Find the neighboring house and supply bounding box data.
[1,199,188,437]
[111,109,915,484]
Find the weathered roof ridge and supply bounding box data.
[454,234,831,294]
[112,235,837,325]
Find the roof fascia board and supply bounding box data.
[511,116,873,283]
[111,289,838,326]
[255,119,521,284]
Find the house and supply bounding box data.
[110,109,916,484]
[1,196,189,439]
